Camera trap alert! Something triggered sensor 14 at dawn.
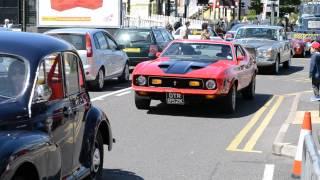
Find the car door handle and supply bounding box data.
[63,106,73,117]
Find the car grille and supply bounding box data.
[148,76,204,89]
[245,48,256,59]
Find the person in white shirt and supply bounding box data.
[180,21,191,39]
[3,19,12,29]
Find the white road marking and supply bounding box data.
[116,91,131,96]
[262,164,275,180]
[91,87,132,102]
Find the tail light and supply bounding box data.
[149,45,158,56]
[86,33,93,57]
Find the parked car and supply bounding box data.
[173,26,222,40]
[233,26,291,74]
[45,28,129,90]
[132,40,257,113]
[0,31,114,180]
[113,27,174,66]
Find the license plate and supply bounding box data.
[166,92,184,105]
[123,48,141,53]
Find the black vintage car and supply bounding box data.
[0,32,113,180]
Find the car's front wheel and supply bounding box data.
[272,56,279,74]
[135,93,151,110]
[223,84,237,113]
[89,131,104,180]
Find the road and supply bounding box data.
[90,57,311,180]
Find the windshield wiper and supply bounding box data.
[0,94,12,99]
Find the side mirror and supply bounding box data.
[33,84,52,103]
[117,44,125,50]
[237,55,245,61]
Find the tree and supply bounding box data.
[249,0,263,15]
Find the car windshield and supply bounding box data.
[114,29,152,45]
[235,28,278,40]
[0,55,28,98]
[301,4,320,16]
[161,42,233,61]
[49,34,86,50]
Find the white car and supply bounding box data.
[173,26,222,40]
[45,28,129,90]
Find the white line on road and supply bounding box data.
[91,87,132,102]
[116,91,131,96]
[262,164,275,180]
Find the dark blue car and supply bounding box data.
[0,32,113,180]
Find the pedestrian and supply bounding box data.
[180,21,190,39]
[174,18,182,31]
[3,19,12,29]
[165,22,173,34]
[200,22,210,40]
[242,16,249,24]
[309,41,320,100]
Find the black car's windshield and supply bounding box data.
[161,42,233,61]
[0,55,28,98]
[235,28,278,40]
[114,29,152,45]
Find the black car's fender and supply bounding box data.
[0,131,61,180]
[79,106,113,168]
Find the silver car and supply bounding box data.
[234,26,291,74]
[45,28,130,90]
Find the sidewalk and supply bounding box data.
[273,90,320,158]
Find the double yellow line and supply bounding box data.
[226,95,284,153]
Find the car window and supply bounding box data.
[94,32,108,49]
[114,29,152,45]
[35,53,64,101]
[161,42,233,61]
[0,55,28,98]
[48,34,85,50]
[154,30,165,42]
[236,46,244,57]
[63,52,80,95]
[104,33,117,50]
[161,30,171,41]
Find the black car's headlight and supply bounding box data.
[136,75,147,86]
[206,80,216,89]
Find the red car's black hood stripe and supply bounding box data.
[158,60,214,74]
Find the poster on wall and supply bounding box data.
[38,0,121,27]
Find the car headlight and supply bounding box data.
[206,80,216,89]
[257,49,272,58]
[136,75,147,86]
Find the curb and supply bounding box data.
[272,93,301,158]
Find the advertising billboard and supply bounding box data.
[38,0,121,27]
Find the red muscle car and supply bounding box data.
[132,40,258,113]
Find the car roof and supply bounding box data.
[45,28,104,35]
[0,31,75,65]
[171,39,234,45]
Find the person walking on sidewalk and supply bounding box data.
[200,22,210,40]
[309,41,320,99]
